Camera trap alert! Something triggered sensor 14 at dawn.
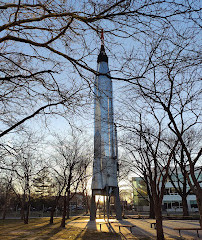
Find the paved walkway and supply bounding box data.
[67,218,202,239]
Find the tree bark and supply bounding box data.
[186,161,202,227]
[66,190,70,219]
[2,201,8,220]
[155,202,164,240]
[50,206,56,224]
[66,169,72,220]
[144,173,155,218]
[20,207,24,220]
[83,190,89,214]
[196,188,202,228]
[86,192,89,214]
[60,194,67,228]
[2,190,10,220]
[24,206,29,224]
[181,195,189,216]
[2,207,7,220]
[21,196,25,221]
[149,197,155,219]
[49,194,62,224]
[151,180,165,240]
[24,195,30,224]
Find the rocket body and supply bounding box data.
[92,45,118,190]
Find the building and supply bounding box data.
[162,173,200,212]
[132,177,149,211]
[132,177,149,206]
[132,169,201,213]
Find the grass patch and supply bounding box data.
[0,217,121,240]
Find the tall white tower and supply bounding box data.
[90,30,122,221]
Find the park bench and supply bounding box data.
[115,224,136,233]
[173,227,202,237]
[150,222,156,229]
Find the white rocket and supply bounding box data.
[92,30,118,191]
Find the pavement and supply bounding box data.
[66,217,202,239]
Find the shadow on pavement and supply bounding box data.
[77,219,121,240]
[117,218,155,239]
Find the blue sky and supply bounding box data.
[0,0,201,162]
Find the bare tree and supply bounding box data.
[79,160,92,214]
[1,0,201,137]
[118,100,179,240]
[121,152,155,219]
[0,173,14,219]
[119,17,202,226]
[50,132,92,227]
[48,174,66,224]
[1,133,44,224]
[168,129,201,217]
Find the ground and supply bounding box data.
[0,216,201,240]
[0,217,121,240]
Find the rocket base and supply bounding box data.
[90,187,122,221]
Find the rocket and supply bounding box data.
[92,30,118,191]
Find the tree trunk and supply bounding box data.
[60,194,67,228]
[149,197,155,219]
[144,173,155,218]
[50,206,56,224]
[155,203,164,240]
[24,208,29,224]
[187,163,202,227]
[84,190,89,214]
[196,188,202,228]
[21,198,25,221]
[66,170,72,220]
[50,195,61,224]
[86,192,89,214]
[82,189,86,214]
[151,180,164,240]
[2,207,7,220]
[181,195,189,216]
[2,191,9,220]
[66,191,70,219]
[24,199,30,224]
[2,202,8,220]
[20,207,24,220]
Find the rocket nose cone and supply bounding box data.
[97,45,108,63]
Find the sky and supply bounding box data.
[0,1,201,190]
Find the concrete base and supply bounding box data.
[114,187,122,220]
[90,194,96,221]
